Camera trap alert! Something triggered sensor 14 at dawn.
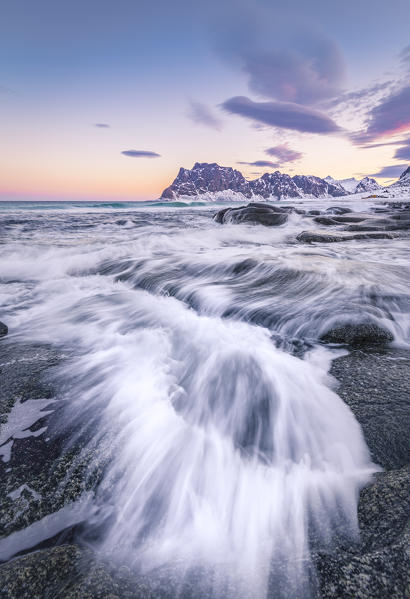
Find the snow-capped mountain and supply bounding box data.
[382,166,410,197]
[160,162,410,201]
[355,177,381,193]
[250,172,302,199]
[161,163,253,199]
[293,175,347,197]
[325,176,359,193]
[161,163,347,200]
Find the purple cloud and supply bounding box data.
[353,86,410,143]
[368,164,408,178]
[94,123,110,128]
[237,160,279,168]
[394,140,410,160]
[188,101,222,130]
[243,37,345,106]
[121,150,161,158]
[221,96,341,134]
[265,144,303,163]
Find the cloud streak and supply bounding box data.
[94,123,110,128]
[221,96,342,134]
[353,85,410,143]
[187,100,222,130]
[121,150,161,158]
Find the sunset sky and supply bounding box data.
[1,0,410,200]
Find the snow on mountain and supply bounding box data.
[325,176,359,193]
[161,163,347,201]
[354,177,381,193]
[382,166,410,197]
[294,175,347,197]
[250,172,302,199]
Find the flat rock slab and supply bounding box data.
[297,230,399,243]
[330,348,410,470]
[317,348,410,598]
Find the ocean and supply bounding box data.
[0,198,409,597]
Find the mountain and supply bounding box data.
[161,162,252,199]
[161,163,347,200]
[382,166,410,197]
[293,175,347,197]
[325,176,359,193]
[250,172,302,199]
[355,177,381,193]
[160,163,410,201]
[399,166,410,181]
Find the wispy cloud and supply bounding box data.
[265,144,303,164]
[121,150,161,158]
[352,85,410,144]
[221,96,342,134]
[94,123,110,128]
[237,160,279,168]
[187,100,222,130]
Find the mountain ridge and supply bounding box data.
[161,162,408,200]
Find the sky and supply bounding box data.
[1,0,410,201]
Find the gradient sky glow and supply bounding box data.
[1,0,410,200]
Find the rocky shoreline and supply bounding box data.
[0,334,409,597]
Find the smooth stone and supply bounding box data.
[0,322,8,337]
[297,230,399,243]
[214,203,289,227]
[320,323,394,347]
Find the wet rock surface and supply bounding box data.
[317,348,410,598]
[214,202,289,226]
[320,323,394,347]
[297,230,399,243]
[0,342,106,553]
[0,322,7,337]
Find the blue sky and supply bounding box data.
[1,0,410,199]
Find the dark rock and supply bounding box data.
[0,322,7,338]
[308,210,321,215]
[297,230,399,243]
[320,323,393,347]
[347,218,410,232]
[0,544,155,599]
[329,349,410,470]
[313,216,339,225]
[317,349,410,598]
[214,203,289,226]
[326,206,353,214]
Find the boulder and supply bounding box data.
[214,203,289,226]
[0,322,8,337]
[320,323,393,347]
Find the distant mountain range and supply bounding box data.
[160,162,410,201]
